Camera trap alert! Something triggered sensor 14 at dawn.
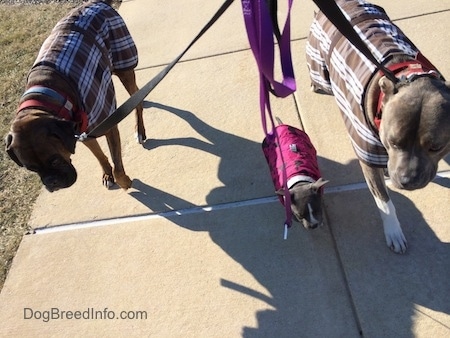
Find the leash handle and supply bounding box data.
[242,0,296,135]
[87,0,235,138]
[311,0,399,84]
[242,0,296,100]
[241,0,295,236]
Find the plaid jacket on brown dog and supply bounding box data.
[30,0,138,133]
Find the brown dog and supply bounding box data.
[5,0,144,192]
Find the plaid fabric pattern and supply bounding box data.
[32,0,138,132]
[306,0,419,167]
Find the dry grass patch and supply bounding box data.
[0,2,82,291]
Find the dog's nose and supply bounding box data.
[393,177,429,190]
[399,175,411,186]
[308,222,319,229]
[42,176,62,192]
[396,174,429,190]
[301,219,321,229]
[397,175,417,190]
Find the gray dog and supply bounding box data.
[306,0,450,253]
[262,119,328,229]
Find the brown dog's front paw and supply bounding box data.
[115,173,132,190]
[102,173,115,189]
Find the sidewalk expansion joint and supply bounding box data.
[135,47,251,72]
[32,169,450,235]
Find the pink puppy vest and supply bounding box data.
[262,125,321,195]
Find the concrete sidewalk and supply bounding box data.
[1,0,449,336]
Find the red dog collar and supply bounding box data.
[374,53,443,130]
[17,86,88,133]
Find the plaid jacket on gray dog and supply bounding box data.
[306,0,420,167]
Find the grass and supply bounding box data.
[0,2,83,291]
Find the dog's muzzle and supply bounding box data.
[40,165,77,192]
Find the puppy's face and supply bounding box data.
[278,178,328,229]
[5,110,78,192]
[379,77,450,190]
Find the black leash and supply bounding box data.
[311,0,399,84]
[83,0,398,140]
[80,0,235,140]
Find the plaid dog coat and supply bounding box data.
[30,0,138,133]
[262,125,321,197]
[306,0,421,167]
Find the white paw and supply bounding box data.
[135,132,144,144]
[102,176,115,189]
[375,197,407,253]
[383,219,407,254]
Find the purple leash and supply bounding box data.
[241,0,296,239]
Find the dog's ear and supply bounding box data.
[379,76,397,99]
[312,177,329,193]
[275,188,285,196]
[49,120,77,154]
[5,133,24,167]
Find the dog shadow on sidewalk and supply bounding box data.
[130,102,449,336]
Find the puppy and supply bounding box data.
[5,0,144,192]
[306,0,450,252]
[262,119,328,229]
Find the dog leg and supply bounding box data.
[82,138,115,188]
[104,125,132,190]
[360,162,407,253]
[114,69,145,144]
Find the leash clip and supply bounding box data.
[283,223,289,240]
[76,132,88,142]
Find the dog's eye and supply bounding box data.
[390,141,399,150]
[429,144,443,153]
[50,158,63,167]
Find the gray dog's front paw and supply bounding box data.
[375,198,408,253]
[383,219,407,254]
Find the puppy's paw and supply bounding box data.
[383,219,407,254]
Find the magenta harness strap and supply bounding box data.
[241,0,296,239]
